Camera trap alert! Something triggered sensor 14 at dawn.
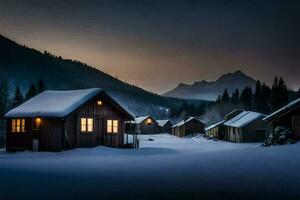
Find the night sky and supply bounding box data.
[0,0,299,93]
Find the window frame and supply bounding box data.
[80,117,94,133]
[11,119,26,133]
[107,119,119,134]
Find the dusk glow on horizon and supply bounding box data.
[0,0,299,93]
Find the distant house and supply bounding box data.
[157,120,173,134]
[172,117,205,137]
[205,109,243,139]
[5,88,134,152]
[223,111,268,143]
[126,116,160,134]
[205,120,225,139]
[264,98,300,139]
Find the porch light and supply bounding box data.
[97,100,102,106]
[35,118,42,128]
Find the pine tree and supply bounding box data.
[231,89,239,104]
[216,95,222,104]
[271,76,279,111]
[240,86,253,110]
[261,83,272,113]
[277,77,288,107]
[254,80,262,112]
[37,78,46,93]
[196,104,205,116]
[271,77,288,111]
[12,86,24,108]
[25,83,37,100]
[0,80,8,117]
[222,89,230,102]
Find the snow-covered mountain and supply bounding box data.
[0,34,206,117]
[163,70,256,101]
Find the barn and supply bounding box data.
[4,88,135,152]
[157,120,173,134]
[172,117,205,137]
[223,111,268,143]
[126,116,160,134]
[205,109,243,139]
[263,98,300,139]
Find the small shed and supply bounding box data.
[5,88,134,151]
[172,117,205,137]
[126,116,160,134]
[157,120,173,134]
[264,98,300,139]
[205,120,225,139]
[205,109,243,139]
[223,111,267,143]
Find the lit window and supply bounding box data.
[22,119,25,132]
[11,119,25,133]
[97,100,102,106]
[107,120,112,133]
[113,120,118,133]
[146,118,152,125]
[107,120,118,133]
[11,119,16,133]
[81,118,93,132]
[81,118,87,132]
[87,118,93,132]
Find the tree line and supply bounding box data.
[216,77,300,114]
[0,79,46,117]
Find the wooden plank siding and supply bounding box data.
[75,95,126,148]
[6,92,131,151]
[6,118,33,151]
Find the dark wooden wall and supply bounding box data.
[6,118,64,151]
[70,94,126,148]
[138,118,160,134]
[6,93,130,151]
[185,119,205,135]
[271,107,300,138]
[6,118,33,151]
[160,121,173,134]
[39,119,64,151]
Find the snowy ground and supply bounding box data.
[0,134,300,200]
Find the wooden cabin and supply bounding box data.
[157,120,173,134]
[205,109,243,139]
[172,117,205,137]
[264,98,300,139]
[223,111,267,143]
[205,120,225,139]
[5,88,134,152]
[126,116,160,134]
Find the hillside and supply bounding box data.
[0,35,205,117]
[164,70,256,101]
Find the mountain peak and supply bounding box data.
[164,70,256,101]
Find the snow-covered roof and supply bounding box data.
[127,116,157,124]
[205,120,225,132]
[5,88,133,119]
[173,117,204,128]
[264,98,300,122]
[157,119,171,127]
[134,116,150,124]
[223,111,264,128]
[224,109,243,120]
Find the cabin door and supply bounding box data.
[96,118,105,145]
[292,116,300,138]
